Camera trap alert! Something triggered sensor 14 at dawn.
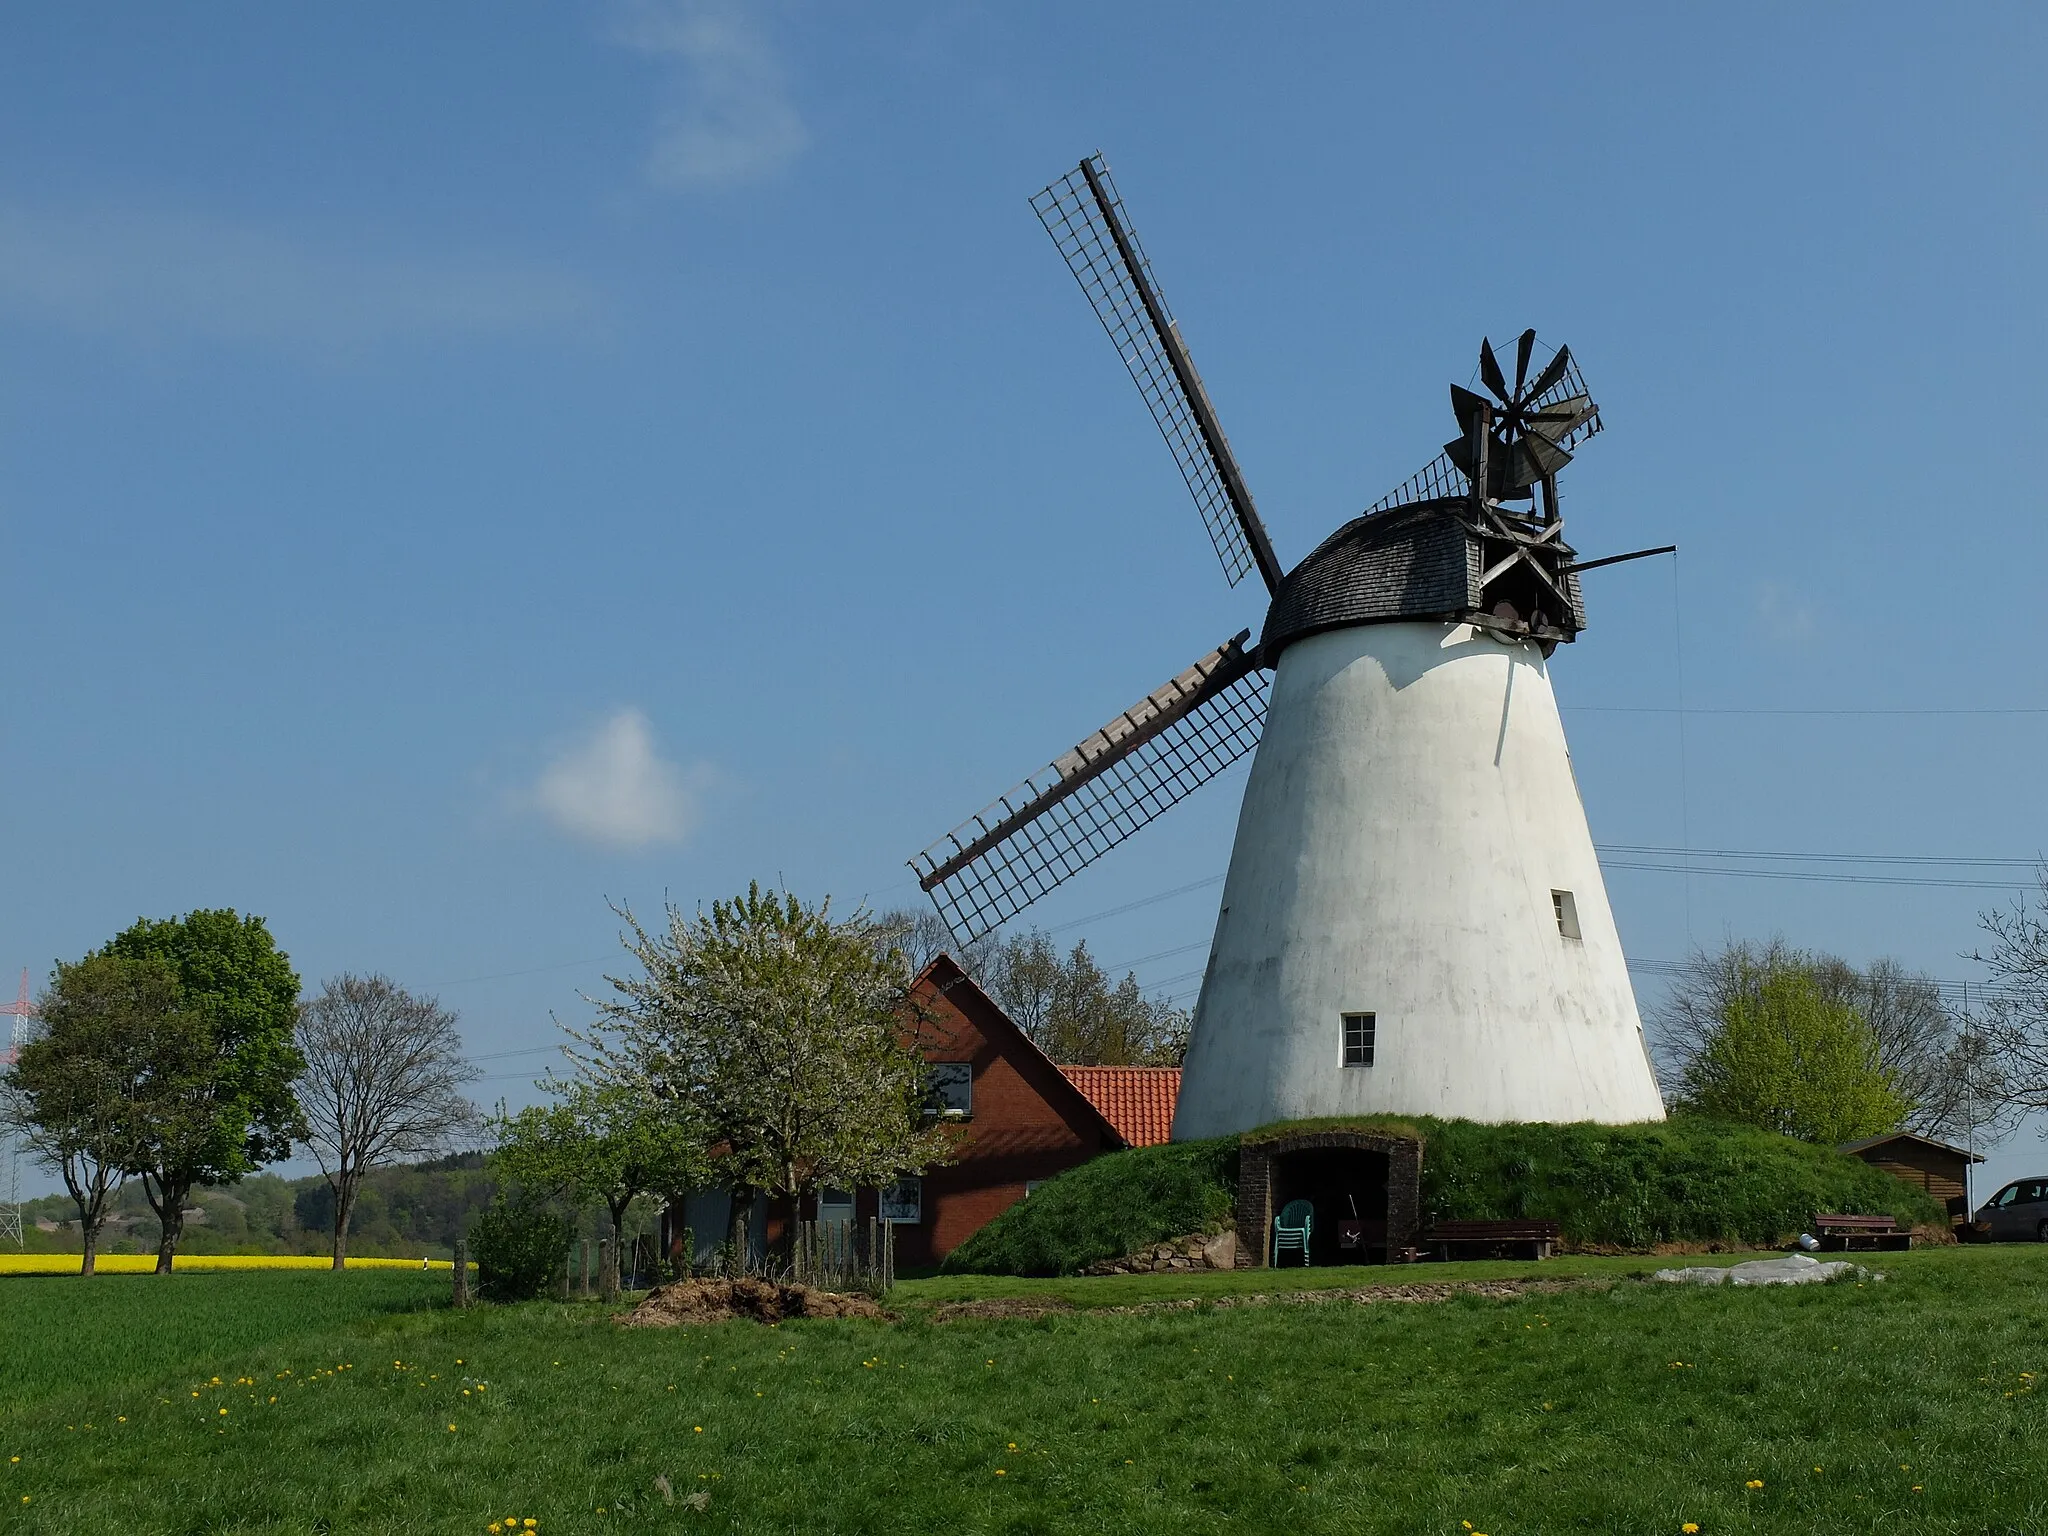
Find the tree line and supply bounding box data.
[4,889,1183,1286]
[1,909,478,1274]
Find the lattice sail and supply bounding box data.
[1031,156,1280,592]
[912,634,1270,942]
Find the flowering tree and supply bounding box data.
[582,885,953,1254]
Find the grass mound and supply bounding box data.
[941,1137,1238,1277]
[944,1116,1947,1274]
[1412,1116,1947,1245]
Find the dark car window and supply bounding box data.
[2023,1181,2048,1205]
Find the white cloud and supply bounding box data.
[0,202,601,352]
[612,0,807,189]
[527,709,703,851]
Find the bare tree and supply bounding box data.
[1970,868,2048,1132]
[1652,938,2012,1142]
[877,907,996,980]
[296,975,481,1268]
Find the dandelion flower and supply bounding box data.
[694,1426,703,1433]
[218,1408,228,1417]
[448,1424,458,1432]
[994,1469,1006,1477]
[1683,1526,1700,1534]
[1745,1479,1763,1490]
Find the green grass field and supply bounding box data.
[3,1247,2045,1533]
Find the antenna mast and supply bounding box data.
[0,969,35,1248]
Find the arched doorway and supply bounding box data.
[1236,1129,1423,1267]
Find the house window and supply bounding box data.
[926,1062,972,1119]
[1552,889,1581,940]
[878,1176,923,1224]
[818,1189,853,1228]
[1341,1012,1375,1067]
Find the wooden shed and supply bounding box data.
[1838,1132,1985,1219]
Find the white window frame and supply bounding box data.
[878,1176,923,1225]
[1341,1012,1375,1068]
[1552,889,1582,940]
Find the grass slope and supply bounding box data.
[2,1249,2046,1533]
[947,1117,1948,1275]
[942,1136,1237,1277]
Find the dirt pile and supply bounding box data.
[620,1277,891,1326]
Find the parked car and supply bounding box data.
[1970,1178,2048,1242]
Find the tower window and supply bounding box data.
[1341,1012,1375,1067]
[1552,890,1581,940]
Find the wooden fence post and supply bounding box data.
[452,1240,471,1309]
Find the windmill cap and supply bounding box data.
[1259,498,1584,662]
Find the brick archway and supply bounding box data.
[1236,1128,1424,1267]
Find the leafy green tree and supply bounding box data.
[1678,968,1909,1143]
[589,885,952,1255]
[1656,938,2001,1139]
[101,910,304,1272]
[1,954,178,1275]
[494,1079,708,1292]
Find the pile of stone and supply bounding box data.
[1083,1230,1237,1275]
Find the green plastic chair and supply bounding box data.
[1272,1199,1314,1266]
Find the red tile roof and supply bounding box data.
[1056,1066,1181,1148]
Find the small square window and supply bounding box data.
[878,1176,922,1224]
[1552,889,1581,940]
[1341,1012,1375,1068]
[926,1062,972,1118]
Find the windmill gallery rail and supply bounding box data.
[911,154,1680,1143]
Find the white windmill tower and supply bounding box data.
[910,155,1669,1137]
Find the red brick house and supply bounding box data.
[864,955,1185,1266]
[666,955,1182,1268]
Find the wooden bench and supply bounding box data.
[1813,1213,1912,1252]
[1421,1219,1559,1261]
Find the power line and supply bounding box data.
[1597,844,2039,868]
[1042,874,1226,934]
[1600,861,2031,891]
[1567,705,2048,717]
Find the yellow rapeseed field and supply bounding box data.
[0,1254,457,1276]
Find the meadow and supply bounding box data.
[2,1246,2044,1534]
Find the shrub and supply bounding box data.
[941,1116,1948,1274]
[469,1196,573,1302]
[941,1138,1238,1276]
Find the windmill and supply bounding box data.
[909,155,1671,1136]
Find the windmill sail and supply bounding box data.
[912,633,1269,942]
[1032,156,1283,593]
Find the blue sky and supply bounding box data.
[4,4,2045,1197]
